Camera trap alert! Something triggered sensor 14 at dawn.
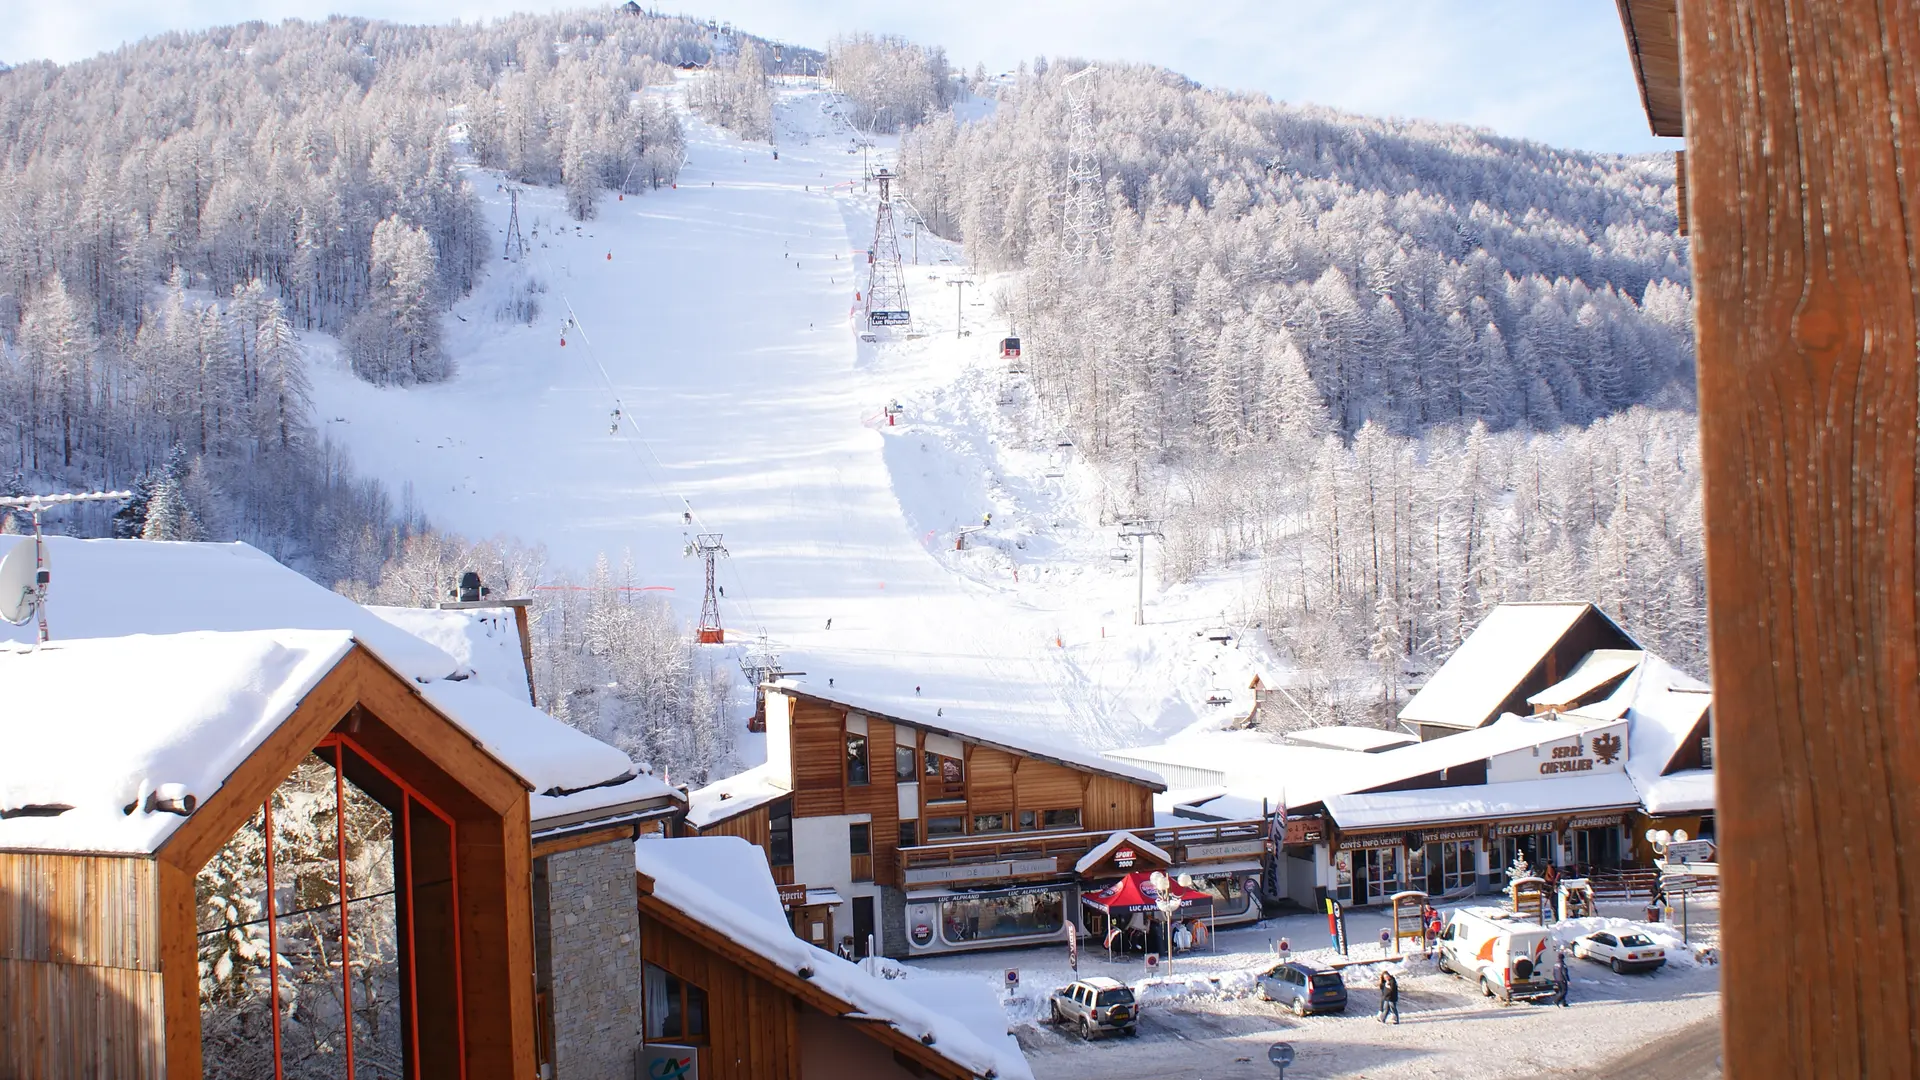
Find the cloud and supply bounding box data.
[4,0,1673,153]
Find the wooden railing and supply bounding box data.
[896,818,1271,885]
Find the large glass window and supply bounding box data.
[938,888,1066,944]
[846,733,870,786]
[1186,871,1251,916]
[899,821,918,848]
[769,798,794,867]
[1043,808,1081,829]
[644,965,709,1043]
[1018,810,1037,830]
[895,744,916,781]
[927,815,965,839]
[849,823,871,856]
[1336,850,1354,904]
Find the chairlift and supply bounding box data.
[1108,546,1133,563]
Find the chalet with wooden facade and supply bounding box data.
[0,631,542,1080]
[630,836,1030,1080]
[0,537,687,1080]
[687,685,1273,958]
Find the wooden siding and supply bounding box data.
[640,907,801,1080]
[790,700,847,818]
[1085,775,1154,833]
[691,805,771,847]
[0,852,165,1080]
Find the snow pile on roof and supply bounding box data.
[531,773,682,830]
[634,837,1032,1080]
[1282,726,1416,753]
[890,974,1031,1076]
[1398,603,1596,728]
[1590,653,1712,813]
[0,630,354,854]
[1159,787,1273,823]
[686,762,789,829]
[774,683,1166,791]
[367,605,529,692]
[417,679,634,796]
[0,537,457,683]
[1074,830,1170,874]
[1637,769,1714,815]
[1527,649,1643,710]
[1321,772,1641,830]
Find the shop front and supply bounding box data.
[1334,832,1408,906]
[902,881,1074,955]
[1488,818,1562,879]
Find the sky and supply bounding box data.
[3,0,1675,154]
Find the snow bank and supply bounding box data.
[634,837,1033,1079]
[1550,916,1702,968]
[1,537,459,682]
[0,630,354,853]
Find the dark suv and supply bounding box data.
[1049,977,1139,1039]
[1257,960,1348,1016]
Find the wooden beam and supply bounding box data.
[532,824,635,860]
[1681,2,1920,1076]
[156,860,198,1080]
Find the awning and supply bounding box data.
[803,888,845,907]
[1080,871,1213,917]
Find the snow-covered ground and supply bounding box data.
[310,75,1279,755]
[898,896,1722,1079]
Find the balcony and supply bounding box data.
[896,819,1270,888]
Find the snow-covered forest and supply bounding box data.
[901,64,1705,690]
[826,34,957,134]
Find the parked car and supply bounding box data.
[1048,977,1139,1039]
[1572,930,1667,973]
[1256,959,1348,1016]
[1436,907,1557,1003]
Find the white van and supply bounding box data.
[1436,907,1556,1003]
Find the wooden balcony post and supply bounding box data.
[1681,1,1920,1074]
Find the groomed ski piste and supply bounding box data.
[310,74,1275,761]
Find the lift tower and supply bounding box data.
[685,533,729,644]
[866,169,912,329]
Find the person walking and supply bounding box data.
[1553,949,1572,1007]
[1377,971,1400,1024]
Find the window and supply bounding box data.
[1018,810,1037,830]
[898,821,918,848]
[973,811,1009,834]
[895,744,916,781]
[769,798,793,867]
[846,732,870,786]
[1094,988,1135,1007]
[1700,735,1713,769]
[938,888,1066,944]
[924,751,963,783]
[644,965,709,1043]
[1043,808,1080,829]
[1185,871,1251,916]
[927,815,965,839]
[849,823,871,856]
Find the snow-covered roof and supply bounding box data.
[686,762,789,829]
[0,630,355,854]
[1398,603,1604,728]
[890,975,1027,1070]
[1322,772,1643,831]
[530,773,682,831]
[1282,726,1417,753]
[1637,769,1714,815]
[1527,649,1643,710]
[1,537,458,683]
[771,683,1166,791]
[1073,830,1170,874]
[1158,787,1273,823]
[367,604,530,695]
[417,679,635,796]
[633,837,1032,1080]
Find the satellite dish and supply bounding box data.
[0,538,39,626]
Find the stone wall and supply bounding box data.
[880,886,908,959]
[544,839,643,1080]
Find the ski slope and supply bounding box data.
[311,77,1276,756]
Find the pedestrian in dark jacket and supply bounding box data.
[1553,950,1571,1007]
[1377,971,1400,1024]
